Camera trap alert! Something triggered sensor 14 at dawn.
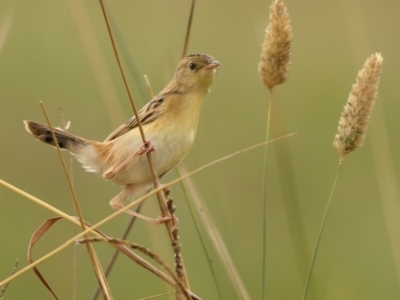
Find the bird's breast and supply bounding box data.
[106,119,198,185]
[104,92,204,185]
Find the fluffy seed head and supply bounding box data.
[258,0,292,91]
[333,53,383,162]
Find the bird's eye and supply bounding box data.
[188,62,197,71]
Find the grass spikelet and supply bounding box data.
[258,0,292,91]
[333,53,383,162]
[259,1,292,298]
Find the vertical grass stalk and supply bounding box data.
[304,53,382,299]
[302,161,342,300]
[99,0,190,290]
[258,1,292,298]
[176,168,224,300]
[40,103,112,299]
[261,93,272,300]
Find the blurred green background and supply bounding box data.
[1,0,400,299]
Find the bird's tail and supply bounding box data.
[24,120,90,154]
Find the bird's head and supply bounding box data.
[172,54,220,94]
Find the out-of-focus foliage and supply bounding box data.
[1,0,400,299]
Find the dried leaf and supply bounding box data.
[27,217,62,300]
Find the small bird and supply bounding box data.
[24,54,220,223]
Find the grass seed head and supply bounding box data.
[258,0,292,91]
[333,53,383,162]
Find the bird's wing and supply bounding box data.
[104,97,166,142]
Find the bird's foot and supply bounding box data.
[137,141,156,156]
[102,141,156,179]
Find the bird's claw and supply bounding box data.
[137,141,156,155]
[154,213,171,224]
[102,141,155,179]
[103,167,115,179]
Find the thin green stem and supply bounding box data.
[0,259,18,299]
[302,160,343,300]
[261,90,272,300]
[175,168,224,300]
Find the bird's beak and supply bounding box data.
[204,60,221,70]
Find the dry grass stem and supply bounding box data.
[0,133,295,288]
[98,0,190,288]
[0,180,180,295]
[144,75,155,98]
[178,165,251,300]
[333,53,383,162]
[91,205,143,300]
[165,193,184,289]
[40,103,112,299]
[258,0,292,91]
[136,292,175,300]
[76,237,193,300]
[164,188,185,299]
[181,0,196,58]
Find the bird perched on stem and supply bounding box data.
[24,54,220,223]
